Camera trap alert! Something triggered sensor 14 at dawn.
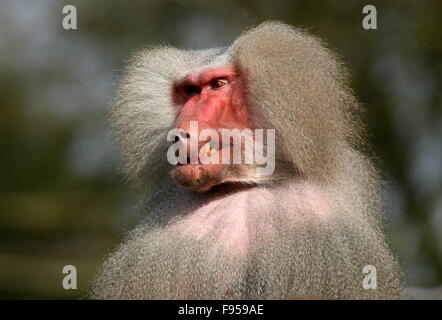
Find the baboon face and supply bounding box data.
[170,64,274,192]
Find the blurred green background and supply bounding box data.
[0,0,441,299]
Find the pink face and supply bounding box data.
[172,66,253,191]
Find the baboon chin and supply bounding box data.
[92,21,405,300]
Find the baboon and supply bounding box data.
[92,21,404,299]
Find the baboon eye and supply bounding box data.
[210,78,228,89]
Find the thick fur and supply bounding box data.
[92,22,404,299]
[231,23,363,181]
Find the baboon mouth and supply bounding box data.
[172,163,229,191]
[175,144,234,168]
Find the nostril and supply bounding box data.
[174,135,179,142]
[178,130,190,140]
[175,150,190,165]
